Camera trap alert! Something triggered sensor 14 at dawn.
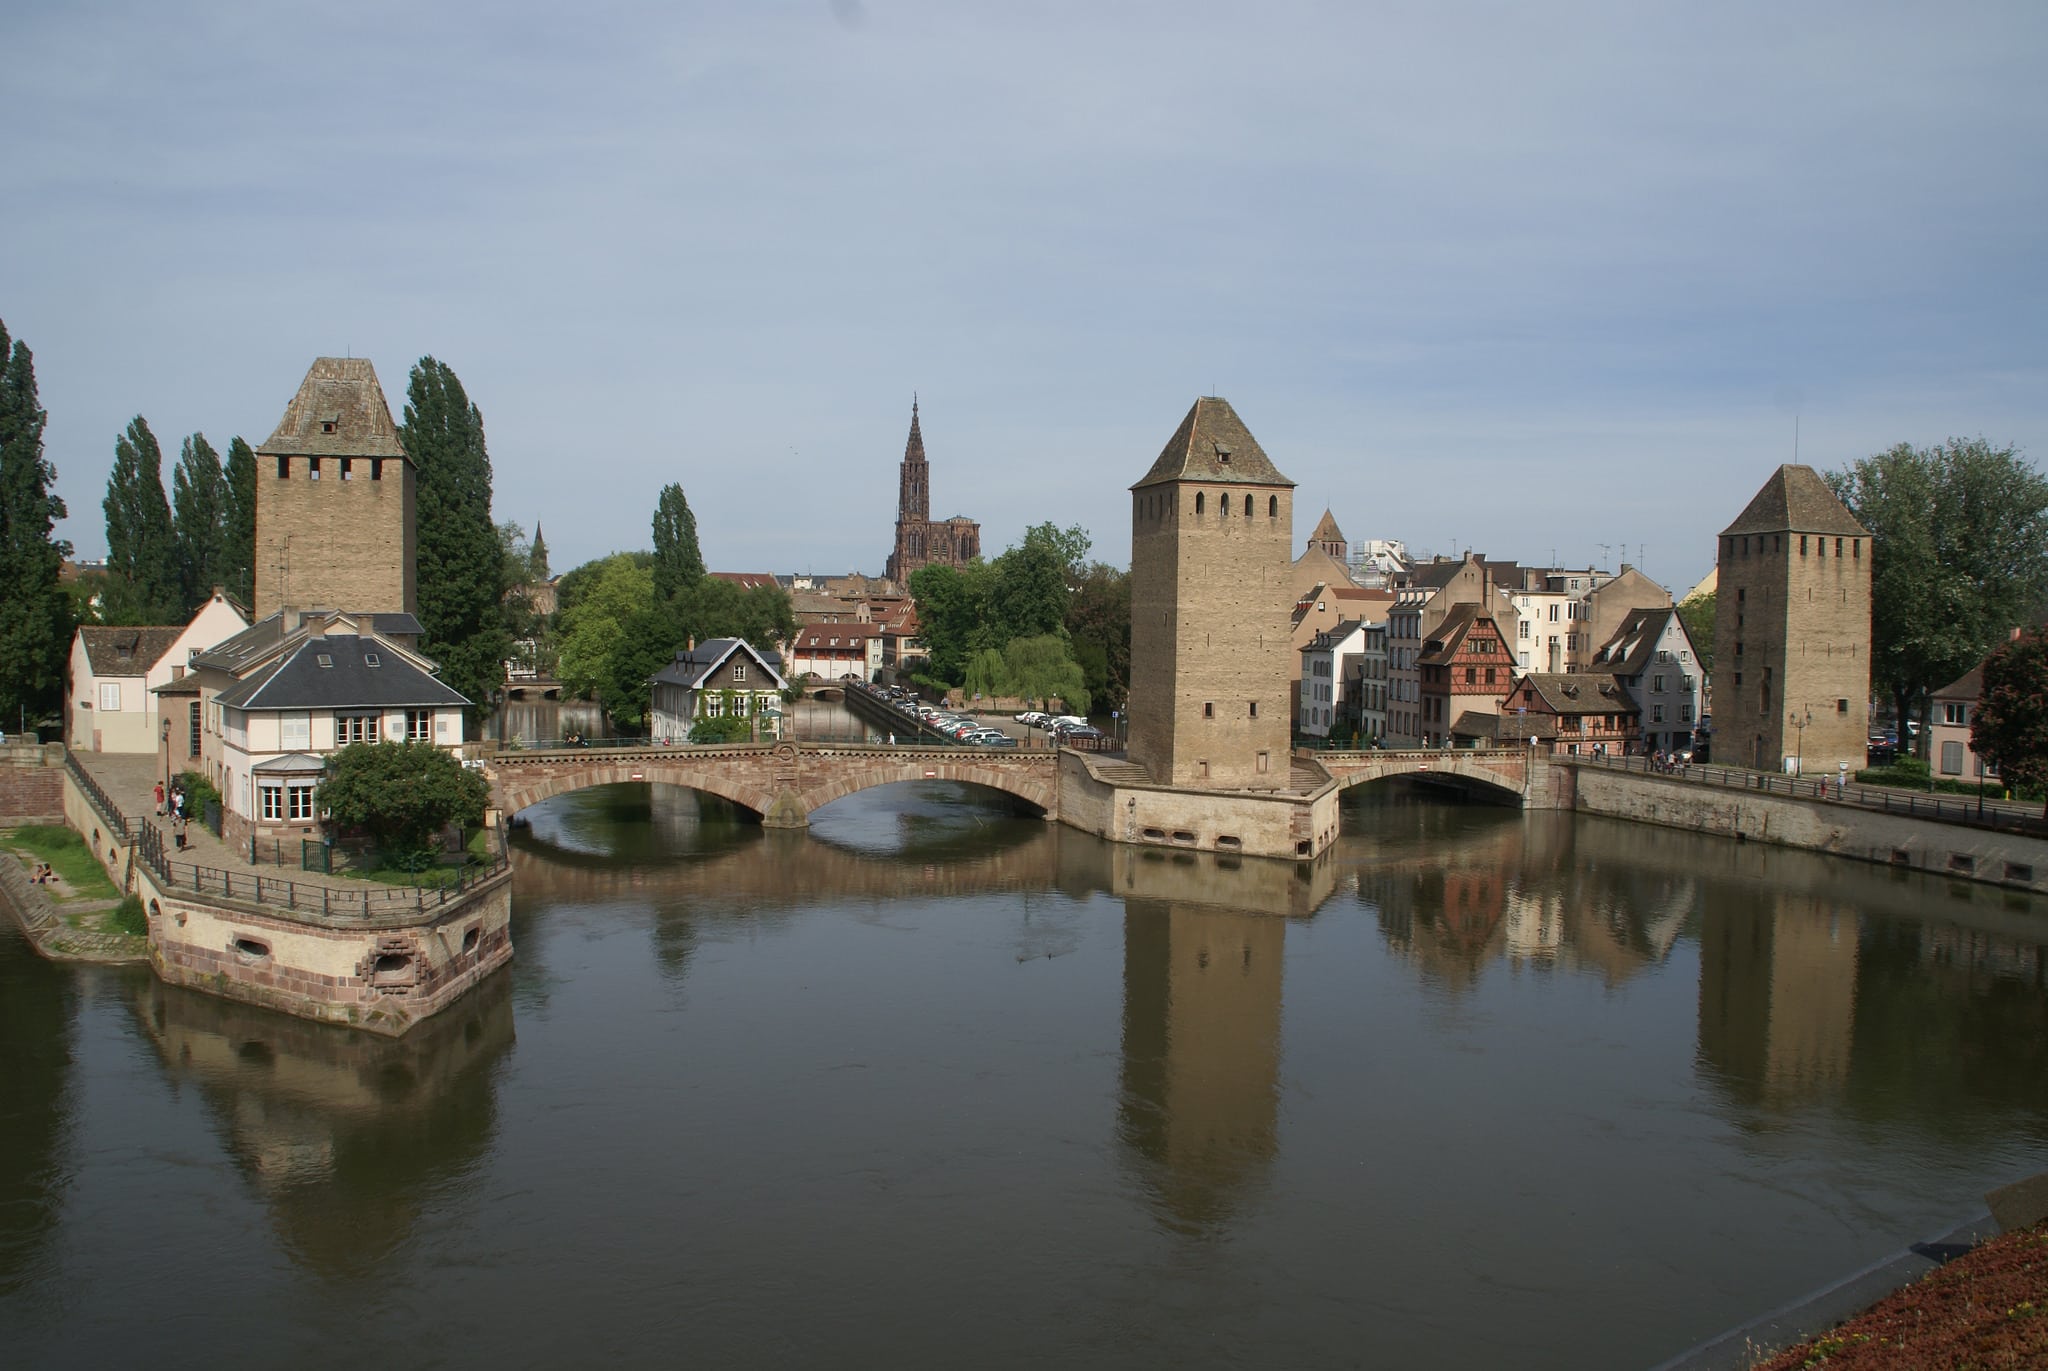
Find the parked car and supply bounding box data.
[1016,711,1046,727]
[976,734,1019,749]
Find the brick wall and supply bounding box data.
[1130,483,1295,788]
[254,455,416,617]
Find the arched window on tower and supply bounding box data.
[1243,494,1253,516]
[1268,495,1278,519]
[1195,492,1204,516]
[1221,492,1230,517]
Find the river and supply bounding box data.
[4,778,2046,1369]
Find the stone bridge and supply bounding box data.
[485,741,1059,828]
[1311,747,1561,806]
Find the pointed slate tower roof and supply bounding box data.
[904,397,926,465]
[1310,508,1346,545]
[259,357,408,461]
[1132,397,1295,490]
[1720,464,1867,537]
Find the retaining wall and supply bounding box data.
[1570,764,2048,894]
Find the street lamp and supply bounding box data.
[1788,706,1812,776]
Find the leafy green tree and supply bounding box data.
[401,357,509,716]
[689,711,752,744]
[172,432,228,611]
[0,321,71,733]
[651,483,704,602]
[963,647,1013,700]
[1067,562,1130,709]
[908,561,995,685]
[221,436,256,607]
[604,597,688,729]
[556,555,657,700]
[1677,591,1715,673]
[1830,440,2048,752]
[102,416,182,623]
[317,740,490,856]
[1022,521,1093,588]
[1972,628,2048,816]
[556,550,652,619]
[1004,633,1089,714]
[673,575,795,652]
[990,535,1069,640]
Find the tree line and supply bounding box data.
[548,483,797,731]
[907,522,1131,717]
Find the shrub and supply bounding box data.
[689,713,753,744]
[111,894,147,936]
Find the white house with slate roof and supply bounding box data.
[66,590,250,753]
[648,639,788,742]
[189,608,470,847]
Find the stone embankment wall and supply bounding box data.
[0,742,65,826]
[1569,765,2048,894]
[1057,752,1342,860]
[143,865,514,1036]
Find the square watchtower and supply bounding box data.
[254,358,416,619]
[1713,464,1872,773]
[1128,398,1295,788]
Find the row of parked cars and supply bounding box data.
[867,685,1018,748]
[1015,712,1109,745]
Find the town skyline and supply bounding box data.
[9,2,2043,593]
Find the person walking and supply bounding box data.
[154,780,165,816]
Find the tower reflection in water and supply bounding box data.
[127,971,515,1279]
[1108,845,1337,1232]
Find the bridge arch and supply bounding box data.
[799,759,1054,818]
[487,744,1058,830]
[494,761,779,821]
[1319,750,1531,804]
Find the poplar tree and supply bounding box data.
[221,436,256,607]
[400,357,508,714]
[0,320,72,733]
[172,432,228,611]
[103,416,182,623]
[651,483,704,601]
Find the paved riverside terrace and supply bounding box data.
[70,751,444,896]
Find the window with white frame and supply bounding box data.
[99,681,121,712]
[287,784,316,820]
[337,713,381,744]
[280,712,310,750]
[733,661,748,683]
[259,784,284,820]
[1943,702,1966,725]
[406,710,432,741]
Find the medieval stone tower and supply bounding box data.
[883,399,981,584]
[254,358,415,619]
[1128,397,1295,788]
[1713,464,1871,774]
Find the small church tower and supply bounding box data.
[1713,464,1872,774]
[1128,398,1295,788]
[1308,508,1347,563]
[254,358,415,619]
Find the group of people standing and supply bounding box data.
[154,779,195,850]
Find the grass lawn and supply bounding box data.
[340,829,500,889]
[2,825,122,900]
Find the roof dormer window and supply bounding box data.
[316,654,333,668]
[364,652,381,667]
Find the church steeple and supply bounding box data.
[898,397,929,523]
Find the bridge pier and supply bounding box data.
[761,789,809,829]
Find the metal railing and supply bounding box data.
[136,821,510,921]
[63,750,139,839]
[1572,752,2048,837]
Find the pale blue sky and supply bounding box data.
[6,0,2044,595]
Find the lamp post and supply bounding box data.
[1788,706,1812,777]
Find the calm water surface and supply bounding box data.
[4,781,2047,1370]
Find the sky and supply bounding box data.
[6,0,2045,597]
